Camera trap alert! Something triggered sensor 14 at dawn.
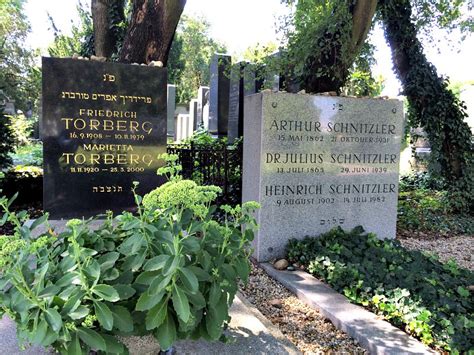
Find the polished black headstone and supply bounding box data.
[42,57,167,218]
[209,54,231,137]
[228,62,246,143]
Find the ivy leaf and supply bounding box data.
[457,286,469,298]
[77,327,106,351]
[92,284,120,302]
[94,301,113,331]
[172,284,190,323]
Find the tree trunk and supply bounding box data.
[380,0,473,181]
[380,0,473,211]
[91,0,116,57]
[119,0,186,65]
[301,0,377,93]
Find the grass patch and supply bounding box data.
[286,227,474,353]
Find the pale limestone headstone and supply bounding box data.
[176,113,193,142]
[243,92,404,262]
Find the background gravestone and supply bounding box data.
[167,84,176,138]
[209,54,231,137]
[243,92,404,262]
[228,62,246,143]
[197,86,209,128]
[42,58,167,218]
[189,99,198,131]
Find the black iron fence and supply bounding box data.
[166,142,243,206]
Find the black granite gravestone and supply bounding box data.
[42,58,167,218]
[209,54,231,137]
[228,62,246,143]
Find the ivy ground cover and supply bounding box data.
[286,227,474,354]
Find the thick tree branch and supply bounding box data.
[119,0,186,65]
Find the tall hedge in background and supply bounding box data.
[0,105,14,170]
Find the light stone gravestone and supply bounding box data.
[243,92,404,262]
[167,84,176,138]
[197,86,209,127]
[176,113,191,142]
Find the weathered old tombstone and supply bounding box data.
[228,62,246,143]
[243,92,404,261]
[189,99,198,131]
[42,58,167,218]
[209,53,231,137]
[197,86,209,128]
[167,84,176,138]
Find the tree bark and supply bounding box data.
[119,0,186,65]
[379,0,473,183]
[301,0,377,93]
[91,0,116,58]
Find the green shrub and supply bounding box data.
[0,180,259,354]
[8,113,33,147]
[10,141,43,166]
[0,105,14,170]
[399,172,445,192]
[286,227,474,353]
[398,189,474,235]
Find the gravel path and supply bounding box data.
[239,263,367,354]
[397,234,474,271]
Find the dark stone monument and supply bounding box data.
[42,57,167,218]
[189,99,198,130]
[209,54,231,137]
[228,62,246,143]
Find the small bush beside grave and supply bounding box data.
[0,177,259,354]
[286,227,474,353]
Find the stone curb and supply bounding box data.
[260,263,436,355]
